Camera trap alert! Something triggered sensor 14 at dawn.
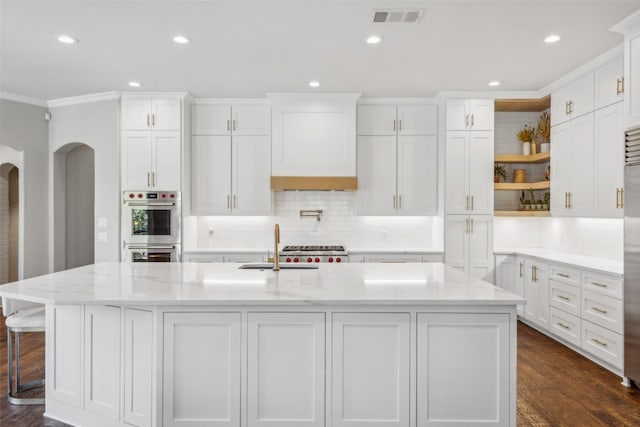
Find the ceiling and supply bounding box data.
[2,0,640,101]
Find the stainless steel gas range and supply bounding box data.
[279,245,348,264]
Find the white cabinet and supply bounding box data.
[523,259,549,330]
[514,256,525,317]
[445,214,493,280]
[595,55,624,110]
[551,73,594,126]
[356,135,437,215]
[496,255,525,317]
[417,313,512,427]
[122,98,181,131]
[356,103,437,215]
[358,104,437,136]
[550,112,594,216]
[163,312,241,427]
[612,17,640,128]
[248,313,325,427]
[446,99,494,131]
[122,131,181,191]
[445,131,494,214]
[594,101,625,218]
[332,313,410,427]
[124,308,153,427]
[192,103,271,136]
[192,135,271,215]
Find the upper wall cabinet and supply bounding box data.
[122,98,181,131]
[446,99,494,131]
[551,73,594,126]
[594,55,624,110]
[192,103,271,136]
[357,104,437,136]
[612,12,640,128]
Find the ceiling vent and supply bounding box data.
[372,10,424,24]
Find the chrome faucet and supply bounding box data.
[272,224,280,271]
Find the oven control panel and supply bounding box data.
[124,191,180,201]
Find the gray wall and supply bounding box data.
[0,99,49,279]
[65,145,95,269]
[49,99,120,263]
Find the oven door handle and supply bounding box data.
[127,245,176,250]
[125,202,176,207]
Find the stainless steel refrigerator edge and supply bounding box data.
[624,127,640,383]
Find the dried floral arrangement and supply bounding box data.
[516,123,536,143]
[536,111,551,141]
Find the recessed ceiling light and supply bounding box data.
[173,35,190,44]
[488,81,501,87]
[309,81,320,88]
[367,35,382,44]
[128,81,142,88]
[57,35,78,44]
[544,34,561,44]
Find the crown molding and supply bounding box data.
[47,91,121,108]
[120,91,190,99]
[193,98,271,105]
[0,92,47,107]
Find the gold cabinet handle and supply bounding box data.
[532,265,537,282]
[399,119,402,131]
[591,306,608,314]
[151,172,155,187]
[466,195,469,210]
[569,101,573,114]
[557,322,570,330]
[146,114,150,127]
[567,192,572,209]
[565,101,570,115]
[519,262,523,278]
[227,195,231,209]
[471,114,475,127]
[622,76,625,94]
[147,172,151,187]
[617,77,625,95]
[232,119,236,131]
[393,119,396,131]
[471,195,474,210]
[393,194,397,209]
[152,114,156,126]
[564,192,568,209]
[591,338,608,347]
[591,281,608,288]
[616,188,620,209]
[464,114,469,127]
[399,195,403,209]
[227,119,230,131]
[558,295,570,301]
[557,272,570,278]
[233,195,237,208]
[621,188,624,208]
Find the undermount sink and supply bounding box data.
[238,263,319,270]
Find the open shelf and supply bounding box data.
[494,96,551,112]
[495,151,550,164]
[495,210,551,217]
[495,181,550,190]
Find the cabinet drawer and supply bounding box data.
[581,289,623,334]
[549,307,581,348]
[581,320,623,370]
[549,280,581,316]
[581,272,622,299]
[549,264,580,287]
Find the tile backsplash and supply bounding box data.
[184,191,442,250]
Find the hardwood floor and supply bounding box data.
[0,320,639,426]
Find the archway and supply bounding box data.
[53,143,95,271]
[0,163,19,283]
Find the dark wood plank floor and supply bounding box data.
[1,320,639,426]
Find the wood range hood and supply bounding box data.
[270,176,357,191]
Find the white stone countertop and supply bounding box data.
[494,248,623,276]
[0,262,524,306]
[183,248,270,254]
[348,248,444,254]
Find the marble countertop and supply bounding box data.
[0,262,523,306]
[183,248,443,255]
[494,248,623,276]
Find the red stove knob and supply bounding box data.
[336,257,342,263]
[170,193,175,198]
[315,258,320,263]
[307,257,313,263]
[286,258,291,262]
[129,193,135,198]
[293,257,299,263]
[328,257,334,263]
[161,193,167,199]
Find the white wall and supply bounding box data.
[494,217,623,261]
[184,191,443,250]
[0,99,49,279]
[49,99,120,264]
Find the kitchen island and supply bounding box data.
[0,262,523,427]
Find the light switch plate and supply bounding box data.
[97,232,108,243]
[97,217,108,228]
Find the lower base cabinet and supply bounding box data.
[417,313,512,427]
[124,308,154,427]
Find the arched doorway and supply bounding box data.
[53,143,95,271]
[0,163,19,284]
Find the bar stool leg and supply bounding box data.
[7,328,45,405]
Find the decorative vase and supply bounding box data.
[531,141,537,155]
[514,169,526,183]
[494,176,500,183]
[540,142,550,152]
[522,142,531,155]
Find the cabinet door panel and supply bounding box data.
[152,99,181,131]
[524,260,549,330]
[248,313,325,427]
[595,56,624,110]
[332,313,410,427]
[163,312,241,427]
[626,29,640,128]
[446,100,469,131]
[122,131,152,190]
[192,104,231,135]
[468,132,494,214]
[550,121,572,216]
[356,136,397,215]
[551,85,572,126]
[445,132,469,213]
[469,215,493,281]
[514,256,525,317]
[469,99,494,131]
[357,105,397,135]
[47,305,82,407]
[570,73,595,119]
[445,215,468,271]
[397,105,437,135]
[417,313,511,426]
[153,131,181,190]
[192,136,232,214]
[122,99,152,130]
[397,135,437,215]
[232,105,271,136]
[232,136,271,214]
[595,102,624,218]
[569,113,595,216]
[124,308,153,427]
